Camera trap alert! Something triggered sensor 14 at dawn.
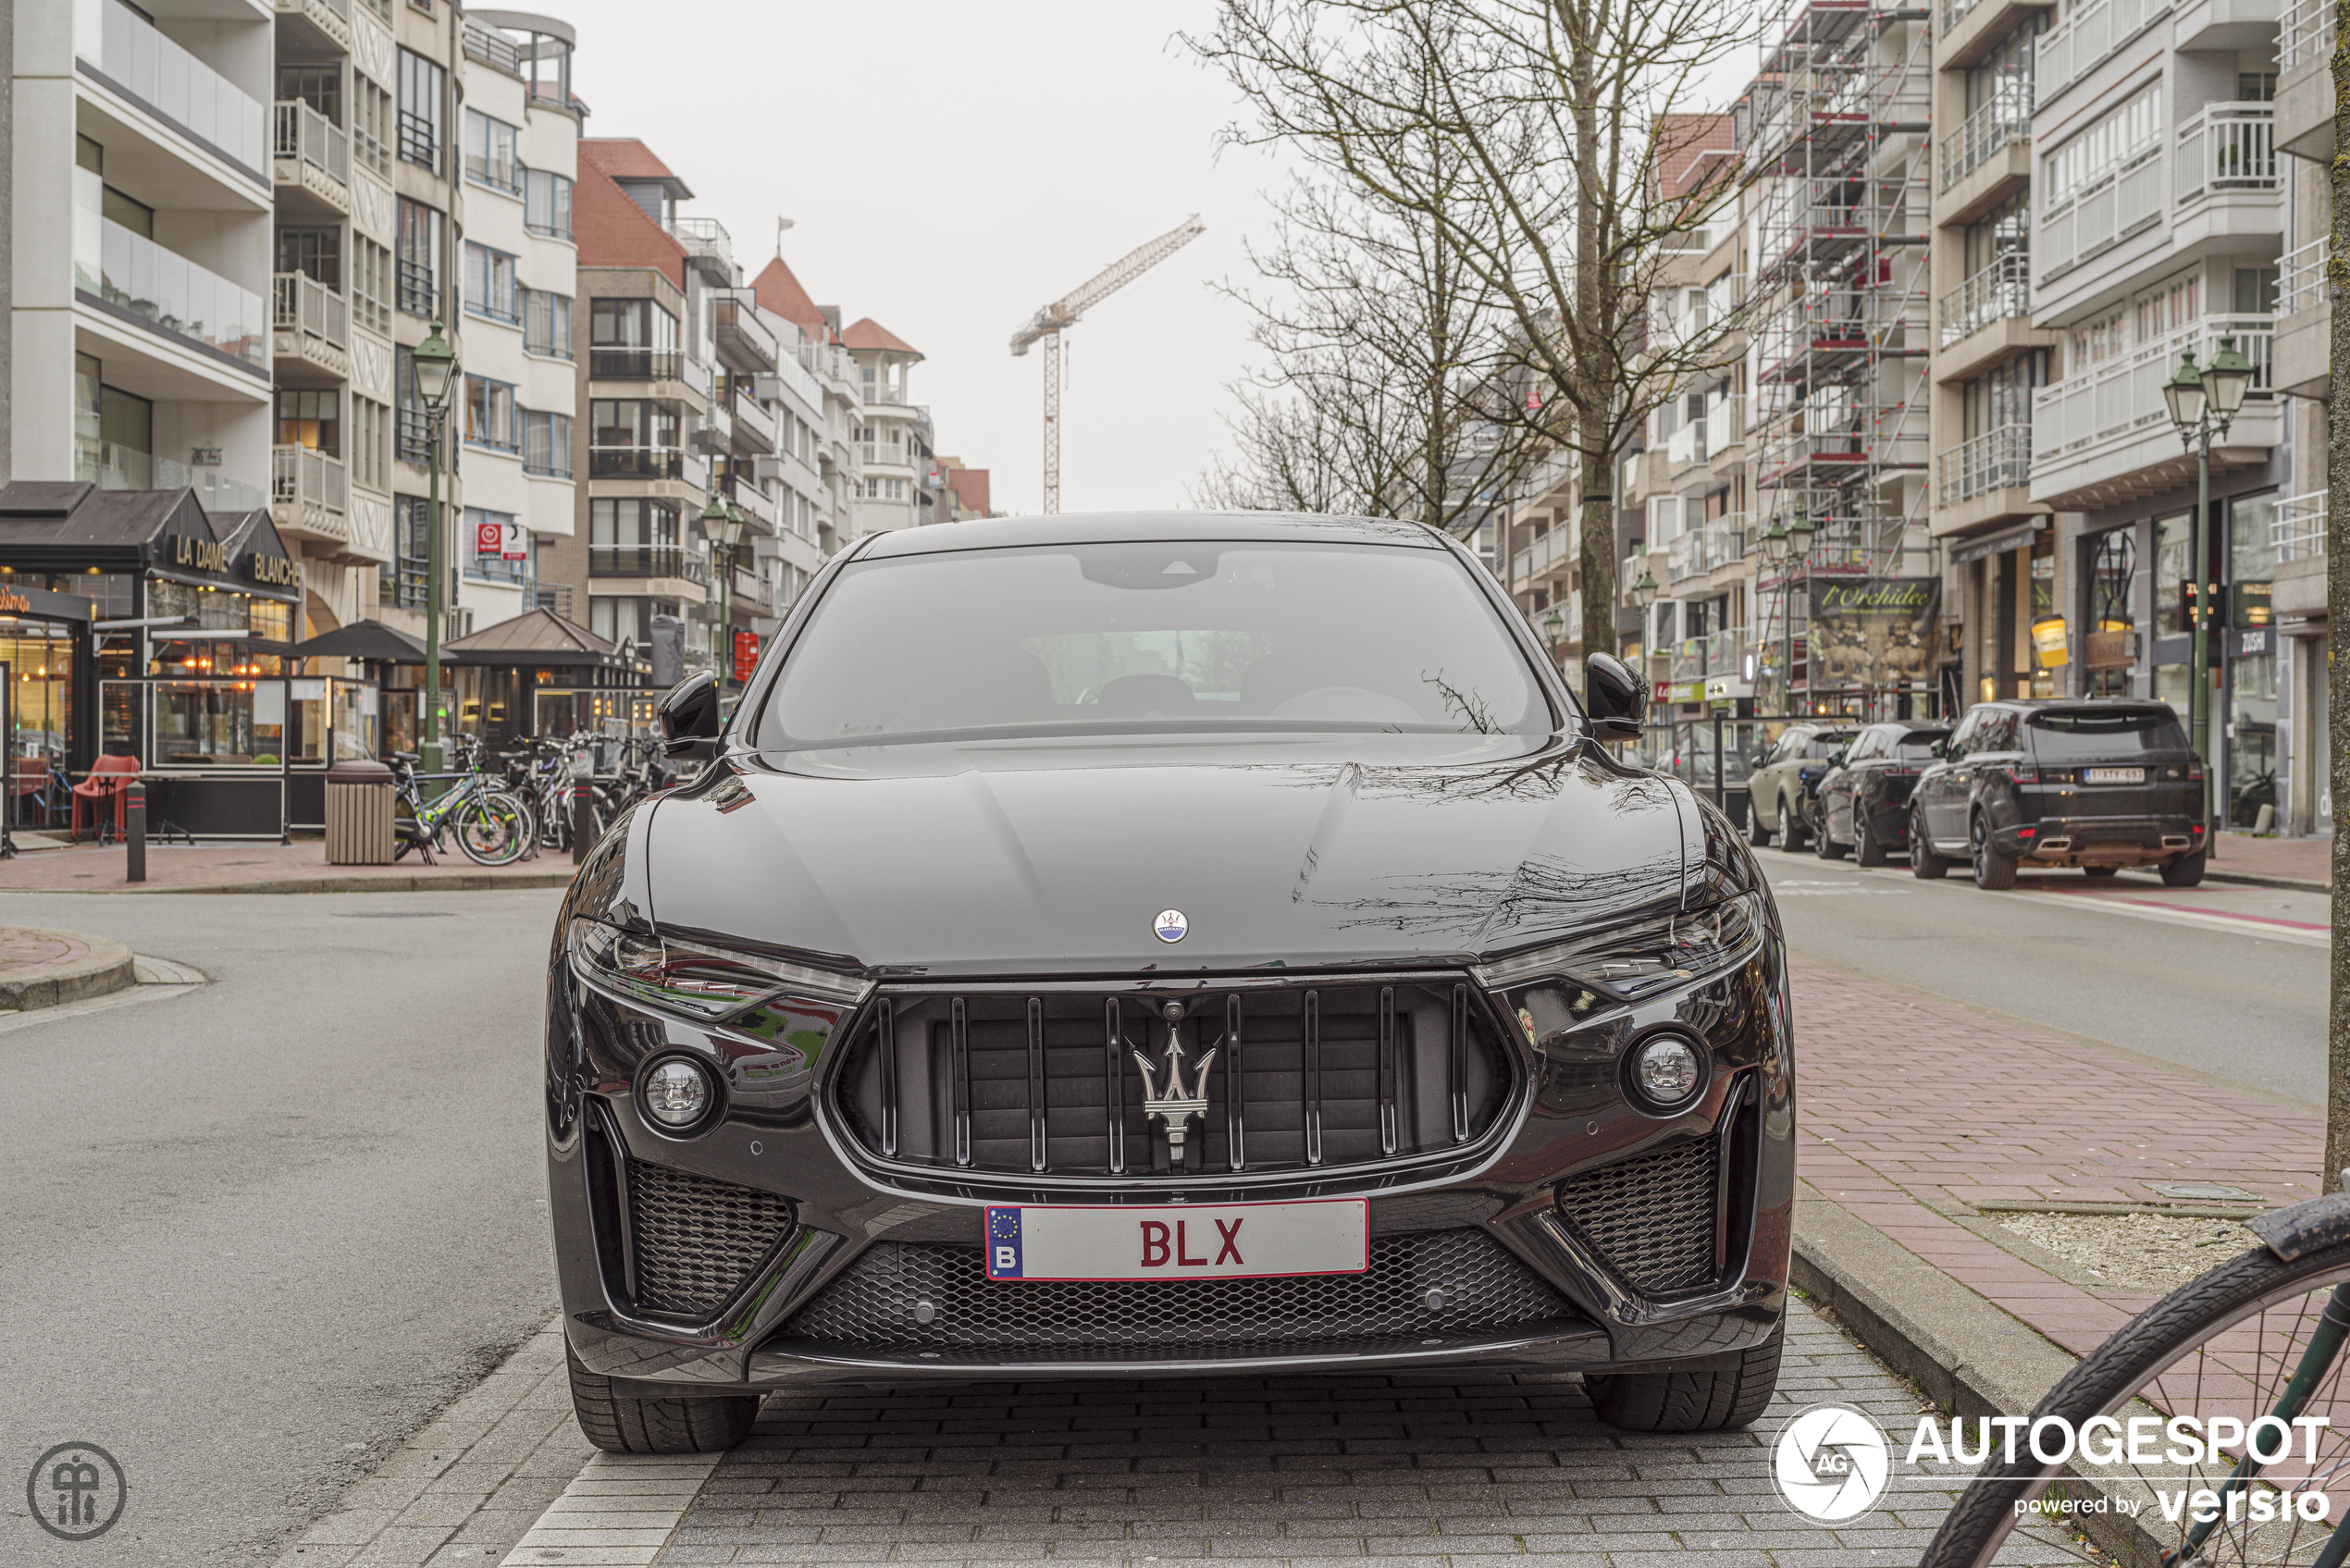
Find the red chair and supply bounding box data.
[70,755,141,844]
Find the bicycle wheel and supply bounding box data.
[451,790,532,867]
[1923,1226,2350,1568]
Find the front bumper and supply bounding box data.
[543,945,1796,1391]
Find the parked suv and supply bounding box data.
[1908,699,2207,889]
[1810,722,1949,866]
[1745,722,1859,851]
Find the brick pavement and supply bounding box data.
[2207,831,2331,886]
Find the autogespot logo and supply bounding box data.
[1773,1402,1892,1523]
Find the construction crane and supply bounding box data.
[1011,214,1205,513]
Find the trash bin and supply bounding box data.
[324,759,397,865]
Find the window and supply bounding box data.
[588,401,679,477]
[590,498,682,577]
[464,242,519,324]
[352,237,391,335]
[463,109,519,192]
[466,507,527,583]
[354,79,391,176]
[523,289,572,358]
[2071,309,2125,367]
[465,377,520,452]
[2044,81,2159,207]
[381,495,429,608]
[395,346,431,463]
[525,169,573,240]
[524,411,571,477]
[2233,264,2280,315]
[278,389,340,457]
[2238,70,2278,102]
[588,297,678,377]
[278,228,340,289]
[397,48,445,171]
[2133,270,2202,343]
[352,398,389,493]
[396,199,443,318]
[590,596,681,646]
[1960,350,2047,437]
[279,63,342,121]
[2154,512,2193,634]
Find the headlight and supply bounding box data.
[1626,1031,1708,1113]
[1470,892,1764,999]
[641,1056,715,1130]
[568,918,872,1022]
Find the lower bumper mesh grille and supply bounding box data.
[783,1228,1567,1353]
[626,1159,794,1318]
[1553,1133,1718,1295]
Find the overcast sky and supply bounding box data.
[545,0,1280,517]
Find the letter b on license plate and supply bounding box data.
[983,1200,1369,1281]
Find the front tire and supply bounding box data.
[1910,813,1951,878]
[1586,1334,1783,1433]
[1747,804,1772,846]
[1779,794,1809,851]
[1853,809,1887,867]
[1971,814,2018,890]
[1813,804,1847,859]
[567,1344,759,1454]
[2160,851,2207,887]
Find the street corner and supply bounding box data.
[0,924,136,1011]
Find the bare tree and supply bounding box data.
[1193,0,1758,656]
[2324,0,2350,1189]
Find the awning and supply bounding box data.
[287,618,445,662]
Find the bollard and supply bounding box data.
[125,781,147,883]
[572,782,593,865]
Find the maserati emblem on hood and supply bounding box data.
[1134,1001,1216,1164]
[1153,909,1188,943]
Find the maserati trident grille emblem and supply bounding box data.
[1153,908,1188,943]
[1134,1001,1216,1164]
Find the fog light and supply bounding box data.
[642,1057,714,1130]
[1627,1032,1707,1113]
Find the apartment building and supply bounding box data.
[842,319,933,531]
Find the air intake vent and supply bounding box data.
[625,1159,794,1318]
[1552,1133,1719,1295]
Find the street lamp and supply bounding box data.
[2160,336,2255,837]
[699,492,747,694]
[1628,570,1659,611]
[1540,604,1565,649]
[413,321,458,773]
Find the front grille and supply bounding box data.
[783,1228,1568,1355]
[1553,1133,1719,1295]
[625,1159,795,1318]
[835,980,1511,1180]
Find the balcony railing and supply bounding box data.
[73,0,267,175]
[273,444,347,515]
[711,294,778,374]
[588,347,684,382]
[1512,525,1573,585]
[273,271,348,350]
[1939,252,2031,347]
[1944,0,1984,31]
[2274,492,2327,562]
[2034,315,2274,468]
[1939,91,2031,191]
[529,582,574,620]
[667,216,733,273]
[2036,0,2173,105]
[73,207,266,371]
[274,100,350,190]
[2175,104,2277,204]
[2282,235,2329,315]
[590,546,685,578]
[1667,627,1753,683]
[1665,513,1748,583]
[77,441,266,511]
[2282,0,2336,68]
[1665,418,1706,471]
[2037,146,2163,282]
[588,446,685,480]
[1936,423,2032,506]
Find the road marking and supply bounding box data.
[2017,888,2328,946]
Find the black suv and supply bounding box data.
[1909,699,2207,889]
[1811,722,1950,866]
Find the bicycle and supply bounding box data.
[1921,1185,2350,1568]
[388,735,533,867]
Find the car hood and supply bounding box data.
[639,737,1699,979]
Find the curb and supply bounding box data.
[2202,868,2328,894]
[0,928,137,1009]
[6,870,578,895]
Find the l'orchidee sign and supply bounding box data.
[1809,576,1940,689]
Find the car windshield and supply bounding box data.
[1805,734,1857,759]
[754,539,1554,750]
[1893,730,1948,759]
[2026,708,2190,759]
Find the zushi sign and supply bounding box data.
[1808,577,1939,690]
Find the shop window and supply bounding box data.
[2228,650,2277,827]
[2153,512,2193,635]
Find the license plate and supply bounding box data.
[2084,767,2146,784]
[983,1200,1369,1281]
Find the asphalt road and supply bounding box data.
[0,888,566,1567]
[1756,846,2330,1104]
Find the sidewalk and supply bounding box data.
[0,838,575,894]
[2206,830,2331,889]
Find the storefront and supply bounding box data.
[441,609,651,749]
[0,582,97,834]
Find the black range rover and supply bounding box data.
[546,512,1794,1453]
[1909,698,2208,888]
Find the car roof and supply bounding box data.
[851,511,1445,559]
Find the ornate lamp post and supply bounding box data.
[411,322,459,772]
[699,493,747,695]
[2161,336,2254,833]
[1540,604,1565,663]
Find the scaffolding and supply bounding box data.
[1743,0,1936,719]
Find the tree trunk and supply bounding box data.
[2324,0,2350,1191]
[1569,0,1614,663]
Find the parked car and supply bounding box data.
[1908,698,2207,889]
[548,512,1795,1454]
[1810,722,1950,866]
[1744,722,1861,850]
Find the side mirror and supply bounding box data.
[1582,653,1647,743]
[1826,749,1849,768]
[657,671,723,759]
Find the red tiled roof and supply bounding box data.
[579,139,690,195]
[752,257,831,340]
[841,317,921,357]
[574,154,686,286]
[1656,113,1735,202]
[946,468,991,516]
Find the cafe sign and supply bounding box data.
[172,535,233,574]
[247,550,300,587]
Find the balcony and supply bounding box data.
[1665,513,1747,585]
[529,583,575,620]
[588,447,685,480]
[667,216,734,282]
[1511,525,1573,586]
[78,441,265,511]
[728,567,773,617]
[2272,492,2327,621]
[730,390,778,455]
[588,348,681,381]
[1936,424,2033,509]
[2274,235,2329,398]
[689,403,733,455]
[1938,253,2030,352]
[73,207,266,378]
[722,473,777,531]
[2035,0,2173,108]
[73,0,268,181]
[2037,149,2165,284]
[2031,316,2277,510]
[1940,93,2031,197]
[273,101,350,215]
[274,0,352,48]
[711,294,778,375]
[1665,418,1706,472]
[272,444,348,549]
[1666,627,1753,685]
[2174,104,2277,205]
[272,272,348,379]
[588,546,708,595]
[2277,0,2335,157]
